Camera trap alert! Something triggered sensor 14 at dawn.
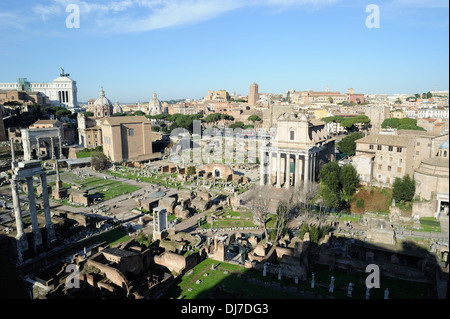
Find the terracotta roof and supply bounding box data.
[101,116,150,126]
[356,134,415,147]
[32,119,58,124]
[397,130,438,137]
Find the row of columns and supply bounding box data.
[58,90,70,103]
[260,150,318,188]
[11,173,56,260]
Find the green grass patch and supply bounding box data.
[162,259,302,299]
[90,227,130,247]
[419,217,441,232]
[339,214,360,223]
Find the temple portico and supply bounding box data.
[260,148,320,188]
[259,112,335,189]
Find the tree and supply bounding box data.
[319,184,341,209]
[229,121,245,129]
[309,224,320,243]
[398,124,426,131]
[426,91,433,99]
[249,186,271,241]
[299,222,309,239]
[319,162,360,209]
[392,175,415,202]
[91,151,108,170]
[248,115,261,122]
[291,183,320,220]
[274,200,291,242]
[187,166,196,176]
[337,132,364,156]
[381,118,400,129]
[55,108,71,118]
[340,164,360,198]
[320,162,341,193]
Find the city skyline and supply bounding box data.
[0,0,448,102]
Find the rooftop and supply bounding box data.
[102,116,150,126]
[356,134,415,147]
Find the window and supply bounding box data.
[290,131,295,141]
[397,167,402,173]
[417,142,420,146]
[129,128,134,136]
[389,157,392,162]
[388,166,392,171]
[416,151,419,155]
[386,177,390,183]
[388,146,393,151]
[377,145,382,150]
[378,164,382,169]
[397,147,402,153]
[369,145,374,150]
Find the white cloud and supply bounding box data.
[96,0,245,33]
[391,0,449,8]
[0,12,28,30]
[15,0,447,34]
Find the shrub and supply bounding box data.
[309,224,320,243]
[299,222,309,239]
[356,198,365,208]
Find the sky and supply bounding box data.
[0,0,448,103]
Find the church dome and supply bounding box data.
[93,87,113,118]
[148,92,162,116]
[94,88,112,108]
[113,101,123,114]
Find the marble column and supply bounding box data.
[285,153,290,189]
[40,173,56,243]
[51,137,55,159]
[294,154,299,187]
[298,154,303,185]
[259,151,265,186]
[268,152,273,186]
[276,152,281,188]
[26,177,43,251]
[11,178,28,252]
[304,154,310,188]
[58,133,64,159]
[10,138,16,163]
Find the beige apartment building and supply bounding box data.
[101,116,155,163]
[353,130,449,186]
